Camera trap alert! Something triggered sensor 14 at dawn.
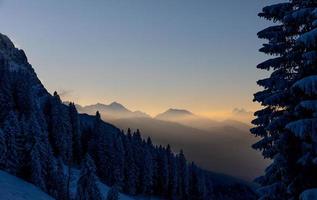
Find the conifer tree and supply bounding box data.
[87,111,102,160]
[13,71,34,114]
[107,186,119,200]
[170,159,179,200]
[253,1,317,198]
[48,92,72,162]
[67,102,81,199]
[285,1,317,196]
[123,131,137,195]
[69,102,82,165]
[3,111,21,175]
[76,154,102,200]
[157,146,169,196]
[167,145,178,199]
[29,142,46,191]
[177,150,189,199]
[188,162,207,200]
[93,113,114,184]
[0,65,13,124]
[132,129,143,189]
[23,115,46,191]
[40,139,61,198]
[0,128,6,169]
[55,158,68,200]
[112,134,125,189]
[141,147,154,195]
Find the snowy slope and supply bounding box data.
[0,169,157,200]
[0,171,54,200]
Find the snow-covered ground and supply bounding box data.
[0,169,159,200]
[0,170,54,200]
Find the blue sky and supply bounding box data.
[0,0,281,117]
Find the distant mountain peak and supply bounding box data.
[166,108,193,115]
[74,101,151,119]
[155,108,194,120]
[109,101,124,108]
[133,110,151,118]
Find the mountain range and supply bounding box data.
[73,102,151,119]
[69,102,269,181]
[71,102,251,129]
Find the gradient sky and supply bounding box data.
[0,0,281,118]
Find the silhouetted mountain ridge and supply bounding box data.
[155,108,194,119]
[65,101,151,119]
[70,101,267,180]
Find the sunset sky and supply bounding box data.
[0,0,281,118]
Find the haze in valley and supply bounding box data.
[66,101,270,181]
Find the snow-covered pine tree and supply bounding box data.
[67,102,81,199]
[87,111,101,161]
[28,140,46,190]
[157,146,169,196]
[166,145,178,199]
[76,154,102,200]
[0,64,13,124]
[253,1,317,198]
[23,114,46,191]
[40,139,62,198]
[140,145,154,195]
[12,71,34,114]
[285,1,317,196]
[48,92,72,162]
[198,174,207,200]
[3,111,21,175]
[69,102,82,165]
[188,162,207,200]
[132,129,143,191]
[177,150,189,199]
[54,157,68,200]
[106,186,119,200]
[0,128,6,169]
[123,131,138,195]
[112,134,125,189]
[92,111,115,185]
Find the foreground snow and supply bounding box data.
[300,189,317,200]
[0,171,54,200]
[0,169,159,200]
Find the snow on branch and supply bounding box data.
[296,100,317,112]
[286,119,317,139]
[292,76,317,96]
[297,28,317,48]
